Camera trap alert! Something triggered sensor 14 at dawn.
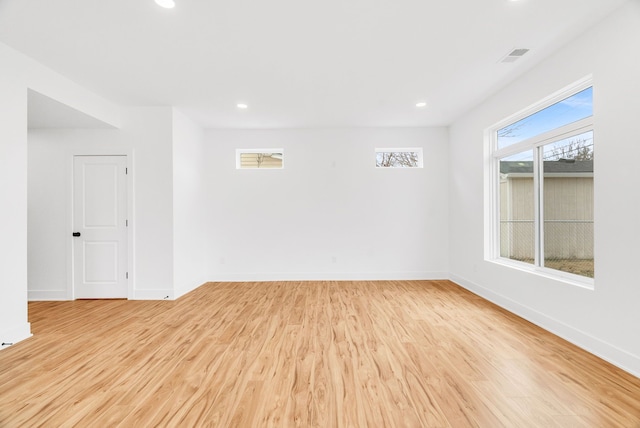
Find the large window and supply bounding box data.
[489,80,594,284]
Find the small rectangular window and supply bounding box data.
[375,148,423,168]
[236,149,284,169]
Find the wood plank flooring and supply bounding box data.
[1,280,639,427]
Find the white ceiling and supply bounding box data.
[0,0,627,129]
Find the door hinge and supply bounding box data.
[125,167,128,175]
[126,219,128,227]
[126,272,129,279]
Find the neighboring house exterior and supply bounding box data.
[500,160,594,263]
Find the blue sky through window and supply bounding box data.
[497,87,593,149]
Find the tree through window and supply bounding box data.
[375,148,423,168]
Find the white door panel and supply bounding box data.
[82,163,119,228]
[73,156,127,299]
[83,241,118,283]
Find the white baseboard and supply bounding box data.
[0,322,32,349]
[449,273,640,379]
[133,289,174,300]
[174,280,209,299]
[28,289,68,301]
[29,288,176,301]
[209,271,449,282]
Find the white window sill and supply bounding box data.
[488,258,595,290]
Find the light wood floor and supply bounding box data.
[1,280,639,427]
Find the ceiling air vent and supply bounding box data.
[500,48,530,63]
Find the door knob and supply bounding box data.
[72,232,81,237]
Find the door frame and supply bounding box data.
[66,149,135,300]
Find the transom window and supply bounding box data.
[375,148,423,168]
[488,79,594,285]
[497,86,593,149]
[236,149,284,169]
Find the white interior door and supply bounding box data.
[73,155,128,299]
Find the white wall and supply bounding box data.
[27,131,75,300]
[172,109,208,297]
[123,107,175,299]
[1,40,121,346]
[27,107,177,301]
[0,47,30,347]
[205,127,449,281]
[449,1,640,376]
[14,33,208,304]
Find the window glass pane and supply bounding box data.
[499,151,534,264]
[238,152,283,169]
[497,87,592,149]
[375,149,422,168]
[542,131,594,277]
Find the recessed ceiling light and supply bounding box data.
[416,101,427,108]
[155,0,175,9]
[237,103,248,109]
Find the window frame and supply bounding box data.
[486,77,594,288]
